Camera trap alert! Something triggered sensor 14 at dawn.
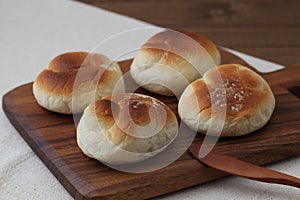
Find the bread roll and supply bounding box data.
[178,64,275,137]
[130,29,221,96]
[33,52,124,114]
[77,93,178,165]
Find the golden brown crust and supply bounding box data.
[95,93,175,127]
[34,52,117,95]
[193,64,272,119]
[177,29,220,59]
[94,99,119,116]
[78,93,179,161]
[130,29,221,96]
[141,29,220,62]
[34,69,77,95]
[48,52,89,72]
[179,64,275,137]
[33,51,124,114]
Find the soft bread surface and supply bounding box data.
[33,52,123,114]
[130,30,221,96]
[178,64,275,137]
[77,93,179,165]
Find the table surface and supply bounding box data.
[76,0,300,65]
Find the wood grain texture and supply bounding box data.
[2,49,300,200]
[75,0,300,65]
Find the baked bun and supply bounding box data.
[77,93,178,165]
[178,64,275,137]
[33,52,123,114]
[130,29,221,96]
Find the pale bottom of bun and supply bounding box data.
[130,63,200,96]
[179,103,275,137]
[33,81,124,114]
[33,83,73,114]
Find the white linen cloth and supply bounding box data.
[0,0,299,199]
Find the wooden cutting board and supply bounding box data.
[2,49,300,200]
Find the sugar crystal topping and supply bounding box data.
[209,76,251,112]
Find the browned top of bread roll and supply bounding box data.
[93,93,176,139]
[195,64,272,118]
[178,64,275,137]
[33,52,123,114]
[141,29,220,63]
[130,29,221,96]
[35,52,117,96]
[77,93,179,164]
